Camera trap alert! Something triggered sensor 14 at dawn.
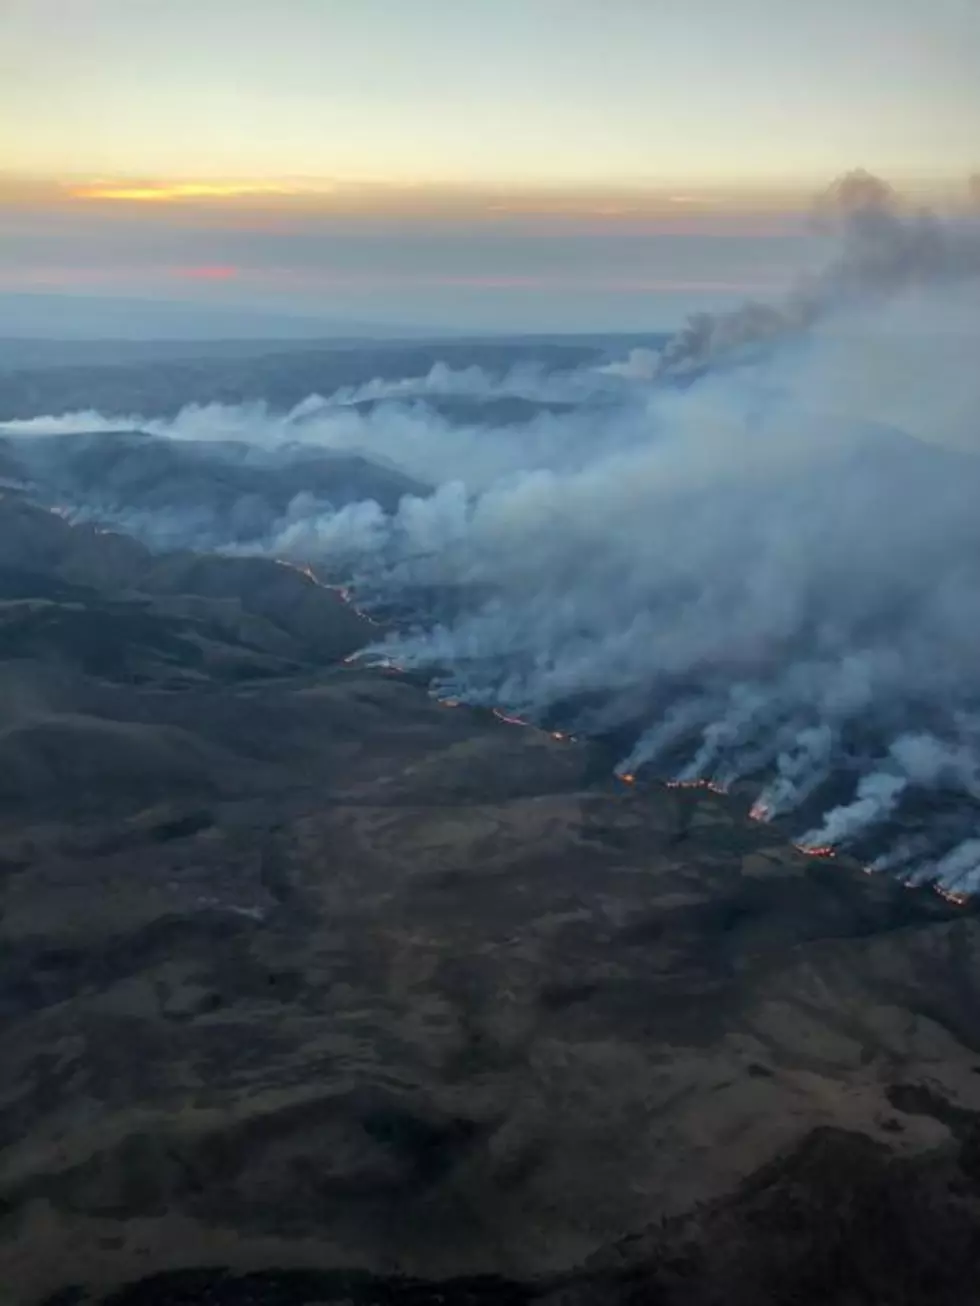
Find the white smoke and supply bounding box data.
[1,360,629,492]
[800,732,980,850]
[800,771,909,849]
[3,172,980,889]
[311,359,618,407]
[272,496,390,564]
[599,347,661,381]
[932,839,980,892]
[0,411,132,437]
[751,725,835,818]
[905,837,980,894]
[871,835,937,876]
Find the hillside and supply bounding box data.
[0,495,980,1304]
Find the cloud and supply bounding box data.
[68,181,326,203]
[174,265,240,281]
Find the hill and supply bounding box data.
[1,496,980,1303]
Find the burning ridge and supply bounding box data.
[4,172,980,898]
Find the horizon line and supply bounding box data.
[3,169,977,215]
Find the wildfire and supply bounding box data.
[273,556,385,627]
[270,577,980,917]
[492,707,529,727]
[341,651,404,673]
[792,843,837,859]
[274,556,324,587]
[935,885,970,907]
[788,846,971,909]
[346,655,405,673]
[664,778,727,795]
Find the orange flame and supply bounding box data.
[790,851,969,907]
[492,708,529,727]
[665,778,727,795]
[618,772,636,784]
[934,884,970,907]
[274,557,382,626]
[275,557,322,586]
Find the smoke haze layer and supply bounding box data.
[4,174,980,890]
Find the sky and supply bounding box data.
[2,0,978,335]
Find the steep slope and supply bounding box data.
[0,429,427,545]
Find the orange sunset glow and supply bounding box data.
[68,181,323,203]
[1,0,977,334]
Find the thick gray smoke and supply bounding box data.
[931,840,980,891]
[799,732,980,849]
[802,771,909,849]
[4,173,980,889]
[649,170,980,380]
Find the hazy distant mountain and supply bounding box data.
[1,427,427,541]
[0,291,458,346]
[0,336,634,420]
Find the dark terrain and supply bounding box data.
[1,488,980,1305]
[0,427,426,547]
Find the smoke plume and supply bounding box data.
[650,170,980,380]
[4,172,980,888]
